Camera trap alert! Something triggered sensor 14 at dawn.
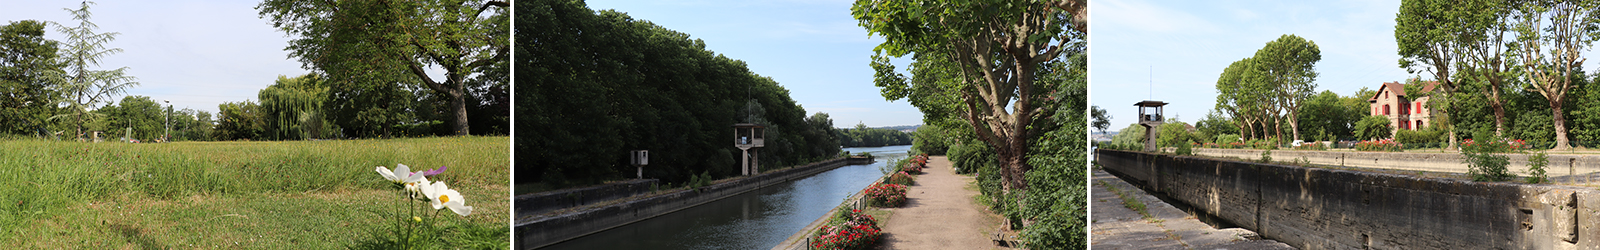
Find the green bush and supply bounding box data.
[1175,140,1193,156]
[1527,151,1549,184]
[1395,128,1445,147]
[1463,128,1514,182]
[949,142,996,175]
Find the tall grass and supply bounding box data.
[0,136,508,246]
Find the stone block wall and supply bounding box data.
[1098,149,1600,250]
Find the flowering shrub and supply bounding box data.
[865,183,907,207]
[1355,139,1402,152]
[1462,133,1523,181]
[809,209,882,250]
[886,171,915,186]
[902,155,928,174]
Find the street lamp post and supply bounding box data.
[164,99,171,143]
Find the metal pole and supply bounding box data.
[163,100,171,142]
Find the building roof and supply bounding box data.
[1134,100,1168,107]
[1367,80,1439,102]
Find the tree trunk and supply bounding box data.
[1553,99,1571,150]
[1488,81,1507,136]
[450,83,470,136]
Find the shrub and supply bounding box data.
[886,171,915,186]
[1259,150,1272,163]
[1527,151,1549,184]
[1463,129,1516,182]
[1354,139,1402,152]
[809,208,881,250]
[1395,128,1445,147]
[1213,134,1241,145]
[865,183,907,207]
[1175,140,1193,155]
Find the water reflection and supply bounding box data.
[543,145,912,250]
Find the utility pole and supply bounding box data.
[164,99,171,143]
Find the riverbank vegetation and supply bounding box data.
[836,123,914,148]
[517,0,842,191]
[0,136,508,248]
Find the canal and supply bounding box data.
[543,145,913,250]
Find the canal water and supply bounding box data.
[543,145,913,250]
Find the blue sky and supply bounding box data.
[582,0,923,128]
[2,0,309,116]
[1091,0,1413,131]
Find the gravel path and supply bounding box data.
[878,156,1006,250]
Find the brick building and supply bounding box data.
[1367,81,1437,135]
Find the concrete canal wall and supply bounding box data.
[515,179,660,216]
[516,156,872,249]
[1098,149,1600,250]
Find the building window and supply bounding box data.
[1415,102,1421,114]
[1417,120,1424,129]
[1384,104,1390,115]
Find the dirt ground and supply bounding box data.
[878,156,1008,250]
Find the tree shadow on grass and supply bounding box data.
[108,222,164,250]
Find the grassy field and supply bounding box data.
[0,136,509,249]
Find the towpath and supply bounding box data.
[1090,168,1293,250]
[878,156,1005,249]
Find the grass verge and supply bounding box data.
[0,136,509,248]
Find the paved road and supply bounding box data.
[1091,169,1294,250]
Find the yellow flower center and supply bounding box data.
[438,195,449,203]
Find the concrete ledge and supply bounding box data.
[514,179,660,217]
[1191,148,1600,179]
[516,156,870,249]
[1098,149,1600,250]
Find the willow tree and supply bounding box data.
[258,0,508,136]
[259,74,331,140]
[1511,0,1600,150]
[51,1,138,140]
[853,0,1085,228]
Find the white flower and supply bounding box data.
[378,164,430,194]
[377,164,427,184]
[421,181,473,216]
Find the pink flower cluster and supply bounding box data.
[865,183,907,207]
[904,155,928,174]
[810,209,881,250]
[1355,139,1402,152]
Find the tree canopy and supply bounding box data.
[517,0,840,188]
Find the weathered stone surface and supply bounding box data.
[1099,149,1600,250]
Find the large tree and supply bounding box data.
[258,0,508,136]
[1250,34,1321,142]
[0,20,64,136]
[1511,0,1600,150]
[1397,0,1465,148]
[259,74,332,140]
[52,1,138,140]
[853,0,1085,230]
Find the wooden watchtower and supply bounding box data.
[1135,100,1168,152]
[733,123,765,175]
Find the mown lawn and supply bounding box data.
[0,136,509,249]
